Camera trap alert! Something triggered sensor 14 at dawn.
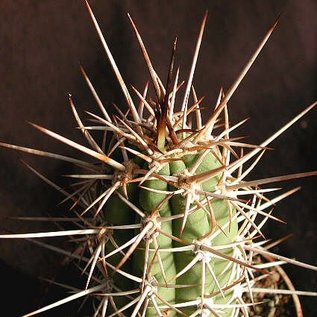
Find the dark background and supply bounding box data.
[0,0,316,316]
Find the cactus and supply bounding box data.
[1,1,317,316]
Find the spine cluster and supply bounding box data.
[1,2,317,317]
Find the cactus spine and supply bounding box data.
[1,1,317,317]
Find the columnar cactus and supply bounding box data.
[1,1,317,316]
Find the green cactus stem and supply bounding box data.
[1,2,317,317]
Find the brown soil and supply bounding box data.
[241,260,297,317]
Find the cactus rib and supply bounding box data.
[0,2,317,317]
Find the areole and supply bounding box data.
[0,1,317,316]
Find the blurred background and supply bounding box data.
[0,0,316,316]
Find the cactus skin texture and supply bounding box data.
[1,1,317,317]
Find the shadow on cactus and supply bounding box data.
[1,1,317,316]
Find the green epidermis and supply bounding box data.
[169,152,237,316]
[104,149,238,317]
